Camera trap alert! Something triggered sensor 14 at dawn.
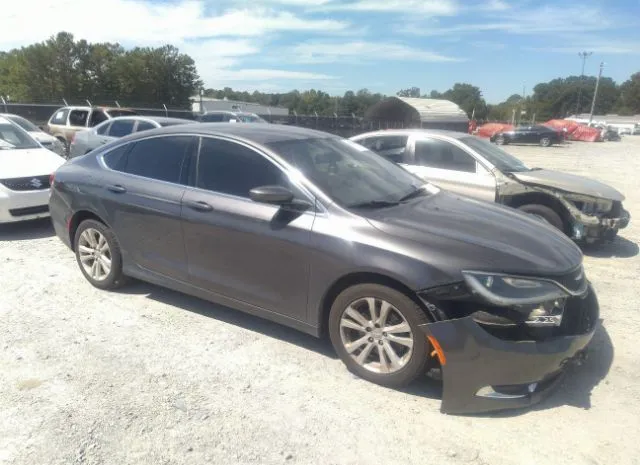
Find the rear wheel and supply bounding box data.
[518,204,564,232]
[540,136,552,147]
[495,134,506,145]
[328,283,430,387]
[74,219,128,290]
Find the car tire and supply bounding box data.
[518,204,564,231]
[328,283,431,388]
[540,137,552,147]
[74,219,128,290]
[495,134,506,145]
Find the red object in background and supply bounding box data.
[543,119,580,135]
[475,123,514,138]
[468,120,478,134]
[568,125,602,142]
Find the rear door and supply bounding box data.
[406,135,496,202]
[99,135,196,280]
[181,136,315,319]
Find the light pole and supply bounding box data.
[589,62,604,125]
[576,51,592,116]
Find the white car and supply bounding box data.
[0,113,66,157]
[0,116,66,223]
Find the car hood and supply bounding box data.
[0,148,66,179]
[361,192,583,277]
[511,169,624,201]
[29,131,58,144]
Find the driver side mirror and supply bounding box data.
[249,185,294,205]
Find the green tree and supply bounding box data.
[396,87,420,98]
[617,72,640,114]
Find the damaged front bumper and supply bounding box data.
[571,207,630,243]
[419,284,599,415]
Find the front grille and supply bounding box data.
[9,205,49,217]
[0,175,50,191]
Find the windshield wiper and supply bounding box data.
[349,200,400,209]
[399,187,427,202]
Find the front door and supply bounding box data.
[406,136,496,202]
[181,136,314,320]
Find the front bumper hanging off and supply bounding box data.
[419,286,599,415]
[571,208,630,243]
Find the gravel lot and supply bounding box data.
[1,137,639,465]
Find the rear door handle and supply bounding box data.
[186,200,213,212]
[106,184,127,194]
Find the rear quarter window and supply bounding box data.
[50,109,69,125]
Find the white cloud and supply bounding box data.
[401,5,614,36]
[290,41,461,63]
[483,0,509,11]
[2,0,348,49]
[319,0,459,15]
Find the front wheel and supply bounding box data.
[74,219,128,290]
[495,134,506,145]
[328,284,430,387]
[518,204,564,232]
[540,136,552,147]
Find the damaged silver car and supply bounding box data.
[351,130,630,244]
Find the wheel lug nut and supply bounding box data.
[374,324,380,328]
[378,340,383,345]
[366,327,371,332]
[382,332,387,337]
[368,337,374,342]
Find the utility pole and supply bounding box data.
[576,51,592,116]
[589,62,604,125]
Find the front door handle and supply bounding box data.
[106,184,127,194]
[186,200,213,212]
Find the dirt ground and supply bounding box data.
[1,136,639,465]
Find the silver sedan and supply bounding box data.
[68,116,194,158]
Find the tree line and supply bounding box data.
[0,32,201,107]
[1,32,639,121]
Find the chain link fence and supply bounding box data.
[0,100,423,138]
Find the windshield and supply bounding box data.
[6,115,41,133]
[266,137,429,208]
[460,136,530,173]
[0,122,41,150]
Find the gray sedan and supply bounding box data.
[68,116,193,158]
[49,123,598,414]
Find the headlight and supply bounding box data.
[462,271,569,306]
[566,194,613,214]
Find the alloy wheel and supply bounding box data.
[339,297,414,374]
[78,228,112,281]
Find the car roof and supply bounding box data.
[107,115,193,124]
[351,128,470,140]
[119,122,336,145]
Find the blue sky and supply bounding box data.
[5,0,640,102]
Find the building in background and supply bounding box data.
[191,96,288,118]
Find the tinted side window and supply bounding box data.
[69,110,89,127]
[200,113,223,122]
[108,119,135,137]
[51,109,69,125]
[415,139,476,173]
[124,136,192,183]
[103,144,130,170]
[96,122,110,135]
[89,110,108,127]
[136,121,156,132]
[197,138,287,197]
[359,136,408,163]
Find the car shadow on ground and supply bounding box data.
[486,321,614,418]
[582,236,639,258]
[0,218,55,241]
[118,280,337,359]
